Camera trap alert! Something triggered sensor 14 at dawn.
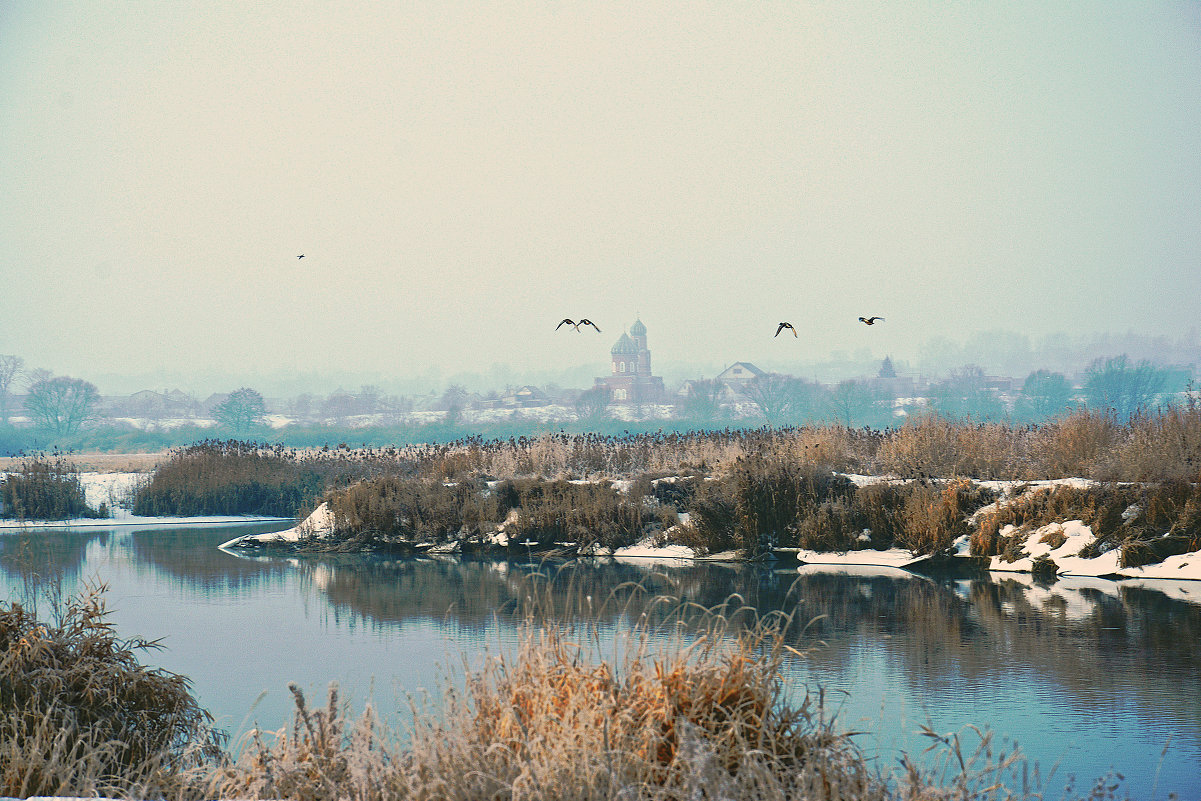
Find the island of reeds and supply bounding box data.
[117,406,1201,571]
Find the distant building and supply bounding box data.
[501,385,551,408]
[595,318,665,404]
[119,389,198,418]
[715,362,765,389]
[867,356,916,398]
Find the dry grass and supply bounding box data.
[1,578,1132,800]
[0,452,166,474]
[211,584,887,801]
[0,583,223,799]
[0,454,102,520]
[208,579,1116,801]
[971,481,1201,567]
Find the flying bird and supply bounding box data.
[556,319,578,331]
[577,319,601,332]
[858,316,884,325]
[297,254,305,259]
[774,322,797,338]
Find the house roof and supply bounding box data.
[716,362,765,381]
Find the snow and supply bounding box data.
[219,501,334,549]
[988,520,1102,574]
[1118,550,1201,581]
[611,540,696,567]
[796,547,930,568]
[797,562,920,579]
[984,518,1201,581]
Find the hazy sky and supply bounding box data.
[2,2,1199,389]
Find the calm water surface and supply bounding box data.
[2,522,1198,799]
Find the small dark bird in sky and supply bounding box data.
[774,322,797,337]
[577,319,601,332]
[556,319,577,331]
[858,316,884,325]
[297,254,305,259]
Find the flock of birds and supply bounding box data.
[296,255,883,338]
[772,316,883,337]
[556,318,602,332]
[554,317,885,337]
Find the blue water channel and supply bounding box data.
[2,522,1198,799]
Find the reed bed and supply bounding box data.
[131,440,417,517]
[0,453,103,520]
[129,405,1200,521]
[972,480,1201,567]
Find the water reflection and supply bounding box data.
[0,523,1197,798]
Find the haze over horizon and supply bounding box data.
[3,3,1199,391]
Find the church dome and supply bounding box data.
[629,318,647,337]
[611,332,638,355]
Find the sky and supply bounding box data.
[2,2,1199,393]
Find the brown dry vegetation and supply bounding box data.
[0,454,103,520]
[209,584,1057,801]
[0,451,166,474]
[0,584,222,799]
[1,580,1136,800]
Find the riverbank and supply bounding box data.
[219,474,1201,584]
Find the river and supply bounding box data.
[1,521,1198,799]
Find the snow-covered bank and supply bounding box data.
[219,502,336,549]
[212,472,1201,583]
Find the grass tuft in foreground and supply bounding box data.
[0,582,223,799]
[211,577,1116,801]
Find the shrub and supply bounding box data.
[895,478,993,554]
[213,590,889,801]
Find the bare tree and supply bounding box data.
[574,387,610,425]
[1017,369,1075,422]
[1083,355,1168,420]
[681,379,727,425]
[23,367,51,390]
[213,387,266,434]
[928,365,1006,422]
[0,355,24,425]
[745,374,825,427]
[24,376,100,435]
[826,379,884,427]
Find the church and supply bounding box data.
[594,318,666,404]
